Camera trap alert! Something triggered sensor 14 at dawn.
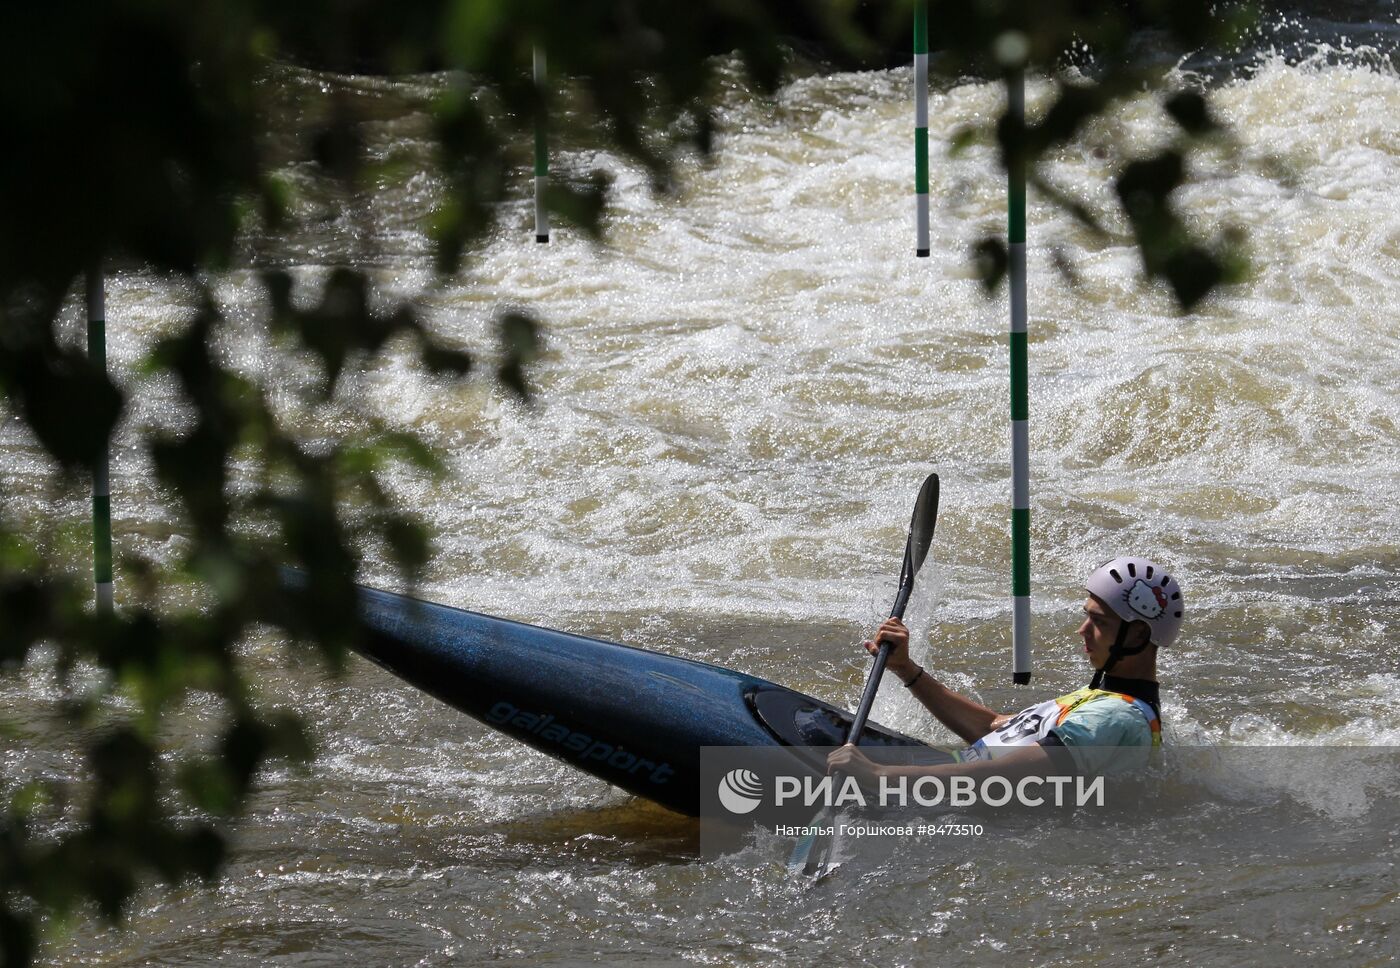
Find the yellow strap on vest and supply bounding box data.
[1053,687,1162,746]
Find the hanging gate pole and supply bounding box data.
[1007,69,1030,684]
[533,46,549,244]
[913,0,929,258]
[87,264,114,613]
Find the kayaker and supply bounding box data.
[827,556,1182,783]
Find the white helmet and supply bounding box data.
[1086,556,1183,648]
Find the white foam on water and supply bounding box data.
[6,42,1400,794]
[338,55,1394,661]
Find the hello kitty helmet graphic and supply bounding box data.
[1086,556,1184,648]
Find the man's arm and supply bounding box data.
[881,741,1056,781]
[829,739,1061,783]
[904,670,1006,746]
[865,617,1004,745]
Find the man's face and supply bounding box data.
[1077,596,1120,670]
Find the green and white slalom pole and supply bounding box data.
[913,0,929,257]
[533,46,549,244]
[1007,68,1030,684]
[87,263,114,614]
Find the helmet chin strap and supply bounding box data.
[1089,621,1150,690]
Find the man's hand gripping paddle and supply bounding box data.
[788,472,940,879]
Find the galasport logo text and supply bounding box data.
[716,769,1106,813]
[486,701,675,785]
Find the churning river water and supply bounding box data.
[5,12,1400,968]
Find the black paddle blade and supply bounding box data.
[907,473,939,578]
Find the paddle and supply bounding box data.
[788,472,940,878]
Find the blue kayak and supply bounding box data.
[349,583,937,816]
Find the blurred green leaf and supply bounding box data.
[973,237,1009,294]
[1165,90,1216,135]
[496,311,542,401]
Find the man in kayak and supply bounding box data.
[827,556,1182,783]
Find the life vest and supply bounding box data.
[961,687,1161,762]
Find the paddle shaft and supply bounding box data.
[792,473,937,878]
[844,544,917,745]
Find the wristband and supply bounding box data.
[902,666,925,688]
